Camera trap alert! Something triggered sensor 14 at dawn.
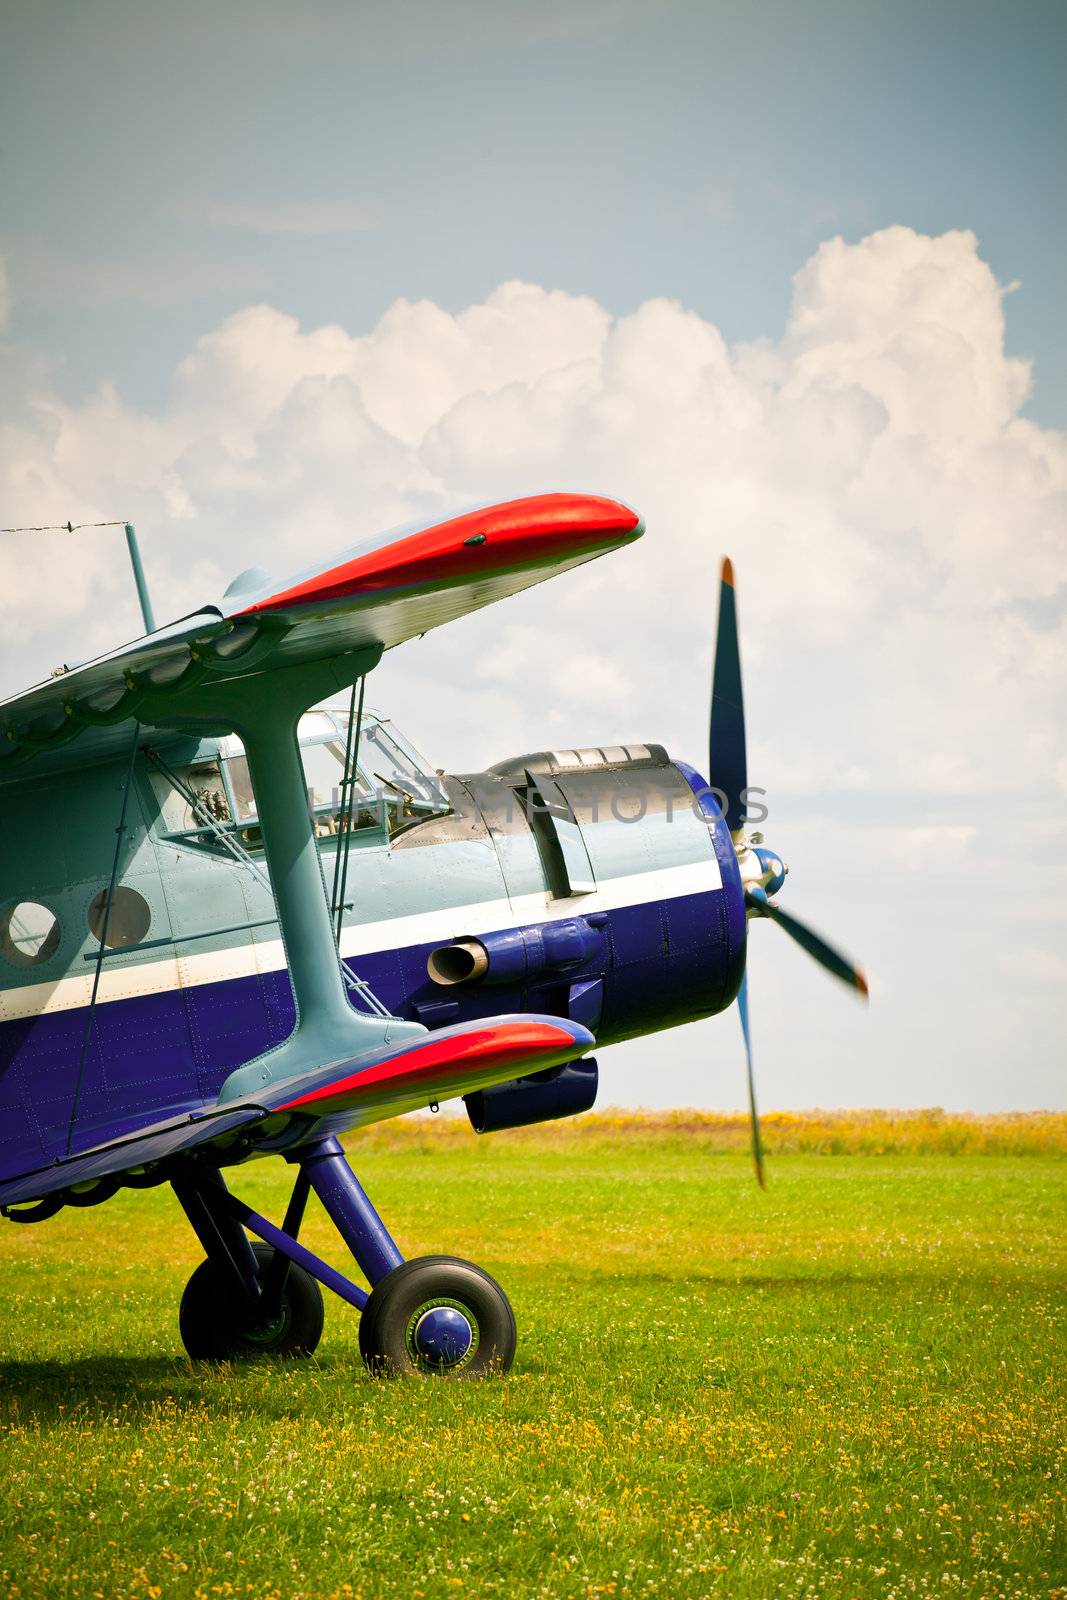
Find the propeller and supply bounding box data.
[744,888,869,997]
[735,974,765,1188]
[709,557,747,834]
[709,556,868,1186]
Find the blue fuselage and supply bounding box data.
[0,739,745,1181]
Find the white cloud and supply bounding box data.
[1,224,1064,1110]
[999,945,1067,985]
[1,227,1064,816]
[782,820,979,877]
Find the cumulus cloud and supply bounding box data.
[999,945,1067,985]
[2,224,1064,1110]
[1,227,1064,818]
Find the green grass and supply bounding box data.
[0,1121,1064,1599]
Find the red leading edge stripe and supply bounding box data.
[273,1021,580,1112]
[236,493,642,616]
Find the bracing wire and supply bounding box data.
[1,520,128,533]
[333,676,367,949]
[329,679,359,936]
[3,517,156,633]
[320,679,391,1017]
[65,723,141,1160]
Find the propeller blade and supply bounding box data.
[736,972,766,1188]
[746,888,869,999]
[710,557,748,834]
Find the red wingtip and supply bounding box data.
[721,556,735,588]
[237,493,643,618]
[856,968,870,1001]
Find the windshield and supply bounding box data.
[218,707,450,840]
[338,715,448,810]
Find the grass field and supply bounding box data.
[0,1113,1064,1600]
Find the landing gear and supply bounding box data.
[179,1242,324,1361]
[359,1255,517,1378]
[172,1150,517,1377]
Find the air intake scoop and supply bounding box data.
[488,743,670,782]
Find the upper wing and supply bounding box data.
[0,1014,592,1210]
[0,493,641,776]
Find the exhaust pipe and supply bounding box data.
[427,917,606,988]
[426,939,489,986]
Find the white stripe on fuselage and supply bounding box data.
[0,858,722,1025]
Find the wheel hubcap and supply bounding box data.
[409,1301,475,1368]
[244,1303,291,1346]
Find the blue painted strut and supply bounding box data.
[298,1135,404,1285]
[172,1170,262,1304]
[172,1139,404,1317]
[220,1189,369,1312]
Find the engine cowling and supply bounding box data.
[464,1057,598,1133]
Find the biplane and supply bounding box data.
[0,493,865,1376]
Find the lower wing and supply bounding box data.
[0,1016,592,1213]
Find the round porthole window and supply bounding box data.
[87,886,151,950]
[0,900,61,966]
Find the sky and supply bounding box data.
[0,0,1064,1112]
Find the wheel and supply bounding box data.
[359,1255,517,1379]
[179,1242,324,1361]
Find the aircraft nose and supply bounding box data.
[751,844,787,897]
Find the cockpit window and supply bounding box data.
[225,753,256,823]
[149,759,232,834]
[334,714,449,812]
[355,720,444,810]
[293,730,376,839]
[305,711,450,837]
[226,708,450,844]
[150,708,449,851]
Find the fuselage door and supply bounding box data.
[522,770,596,898]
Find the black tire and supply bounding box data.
[179,1242,324,1361]
[359,1255,516,1379]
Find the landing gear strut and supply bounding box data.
[171,1138,515,1378]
